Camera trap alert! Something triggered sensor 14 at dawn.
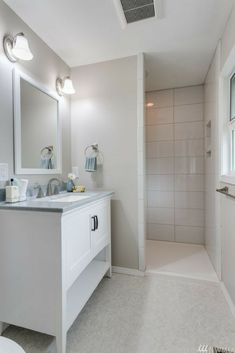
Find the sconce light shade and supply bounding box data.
[56,76,76,96]
[3,32,33,62]
[63,77,76,94]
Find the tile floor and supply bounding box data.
[146,240,218,282]
[3,273,235,353]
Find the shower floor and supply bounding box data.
[146,240,218,282]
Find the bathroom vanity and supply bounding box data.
[0,191,113,353]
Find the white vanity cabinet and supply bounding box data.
[0,194,112,353]
[63,198,110,290]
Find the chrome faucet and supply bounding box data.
[34,183,44,198]
[46,178,61,196]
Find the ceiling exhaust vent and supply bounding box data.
[113,0,163,28]
[121,0,155,23]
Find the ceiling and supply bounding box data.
[3,0,235,91]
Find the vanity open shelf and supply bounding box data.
[66,257,110,331]
[0,192,113,353]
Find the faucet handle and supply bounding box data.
[46,183,53,196]
[33,183,44,198]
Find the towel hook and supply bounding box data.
[84,144,99,157]
[41,145,54,155]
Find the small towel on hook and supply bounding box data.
[84,144,99,172]
[40,146,55,169]
[85,156,97,172]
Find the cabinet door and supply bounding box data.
[63,207,91,289]
[90,199,110,257]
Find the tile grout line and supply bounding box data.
[146,119,204,126]
[146,101,204,109]
[173,88,176,242]
[145,138,204,141]
[146,137,205,142]
[147,222,205,228]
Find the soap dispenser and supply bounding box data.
[5,178,20,203]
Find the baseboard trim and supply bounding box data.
[112,266,144,277]
[146,269,219,283]
[220,282,235,320]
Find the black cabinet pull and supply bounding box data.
[91,216,96,231]
[94,216,97,230]
[92,215,99,231]
[95,215,99,230]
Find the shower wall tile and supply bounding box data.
[175,209,205,227]
[147,89,173,108]
[174,86,203,106]
[148,191,174,208]
[146,157,174,174]
[146,124,173,141]
[146,141,174,158]
[174,174,204,192]
[174,121,204,140]
[147,224,175,241]
[147,207,174,225]
[174,103,203,123]
[174,191,204,209]
[147,175,174,191]
[174,139,204,157]
[146,85,205,244]
[175,226,204,244]
[146,107,173,125]
[174,157,204,174]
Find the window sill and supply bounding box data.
[220,175,235,185]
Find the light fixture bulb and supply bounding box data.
[62,77,75,95]
[56,77,76,96]
[12,33,33,61]
[146,102,154,107]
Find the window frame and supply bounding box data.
[230,72,235,122]
[228,120,235,173]
[221,70,235,183]
[228,71,235,174]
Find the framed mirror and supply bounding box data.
[13,69,62,174]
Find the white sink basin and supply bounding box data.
[49,194,90,203]
[32,194,91,203]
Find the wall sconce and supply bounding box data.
[3,32,33,62]
[56,76,76,96]
[146,102,154,107]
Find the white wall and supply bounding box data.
[219,4,235,302]
[204,44,221,275]
[221,5,235,70]
[146,86,205,244]
[0,0,71,334]
[221,187,235,304]
[71,56,140,269]
[204,3,235,304]
[0,0,71,190]
[137,53,146,271]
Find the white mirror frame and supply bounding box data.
[13,69,62,175]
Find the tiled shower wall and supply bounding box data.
[146,86,205,244]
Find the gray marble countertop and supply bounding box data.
[0,191,114,213]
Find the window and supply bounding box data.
[220,49,235,184]
[229,73,235,173]
[230,73,235,121]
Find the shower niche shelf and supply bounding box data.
[205,120,212,157]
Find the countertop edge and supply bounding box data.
[0,191,114,213]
